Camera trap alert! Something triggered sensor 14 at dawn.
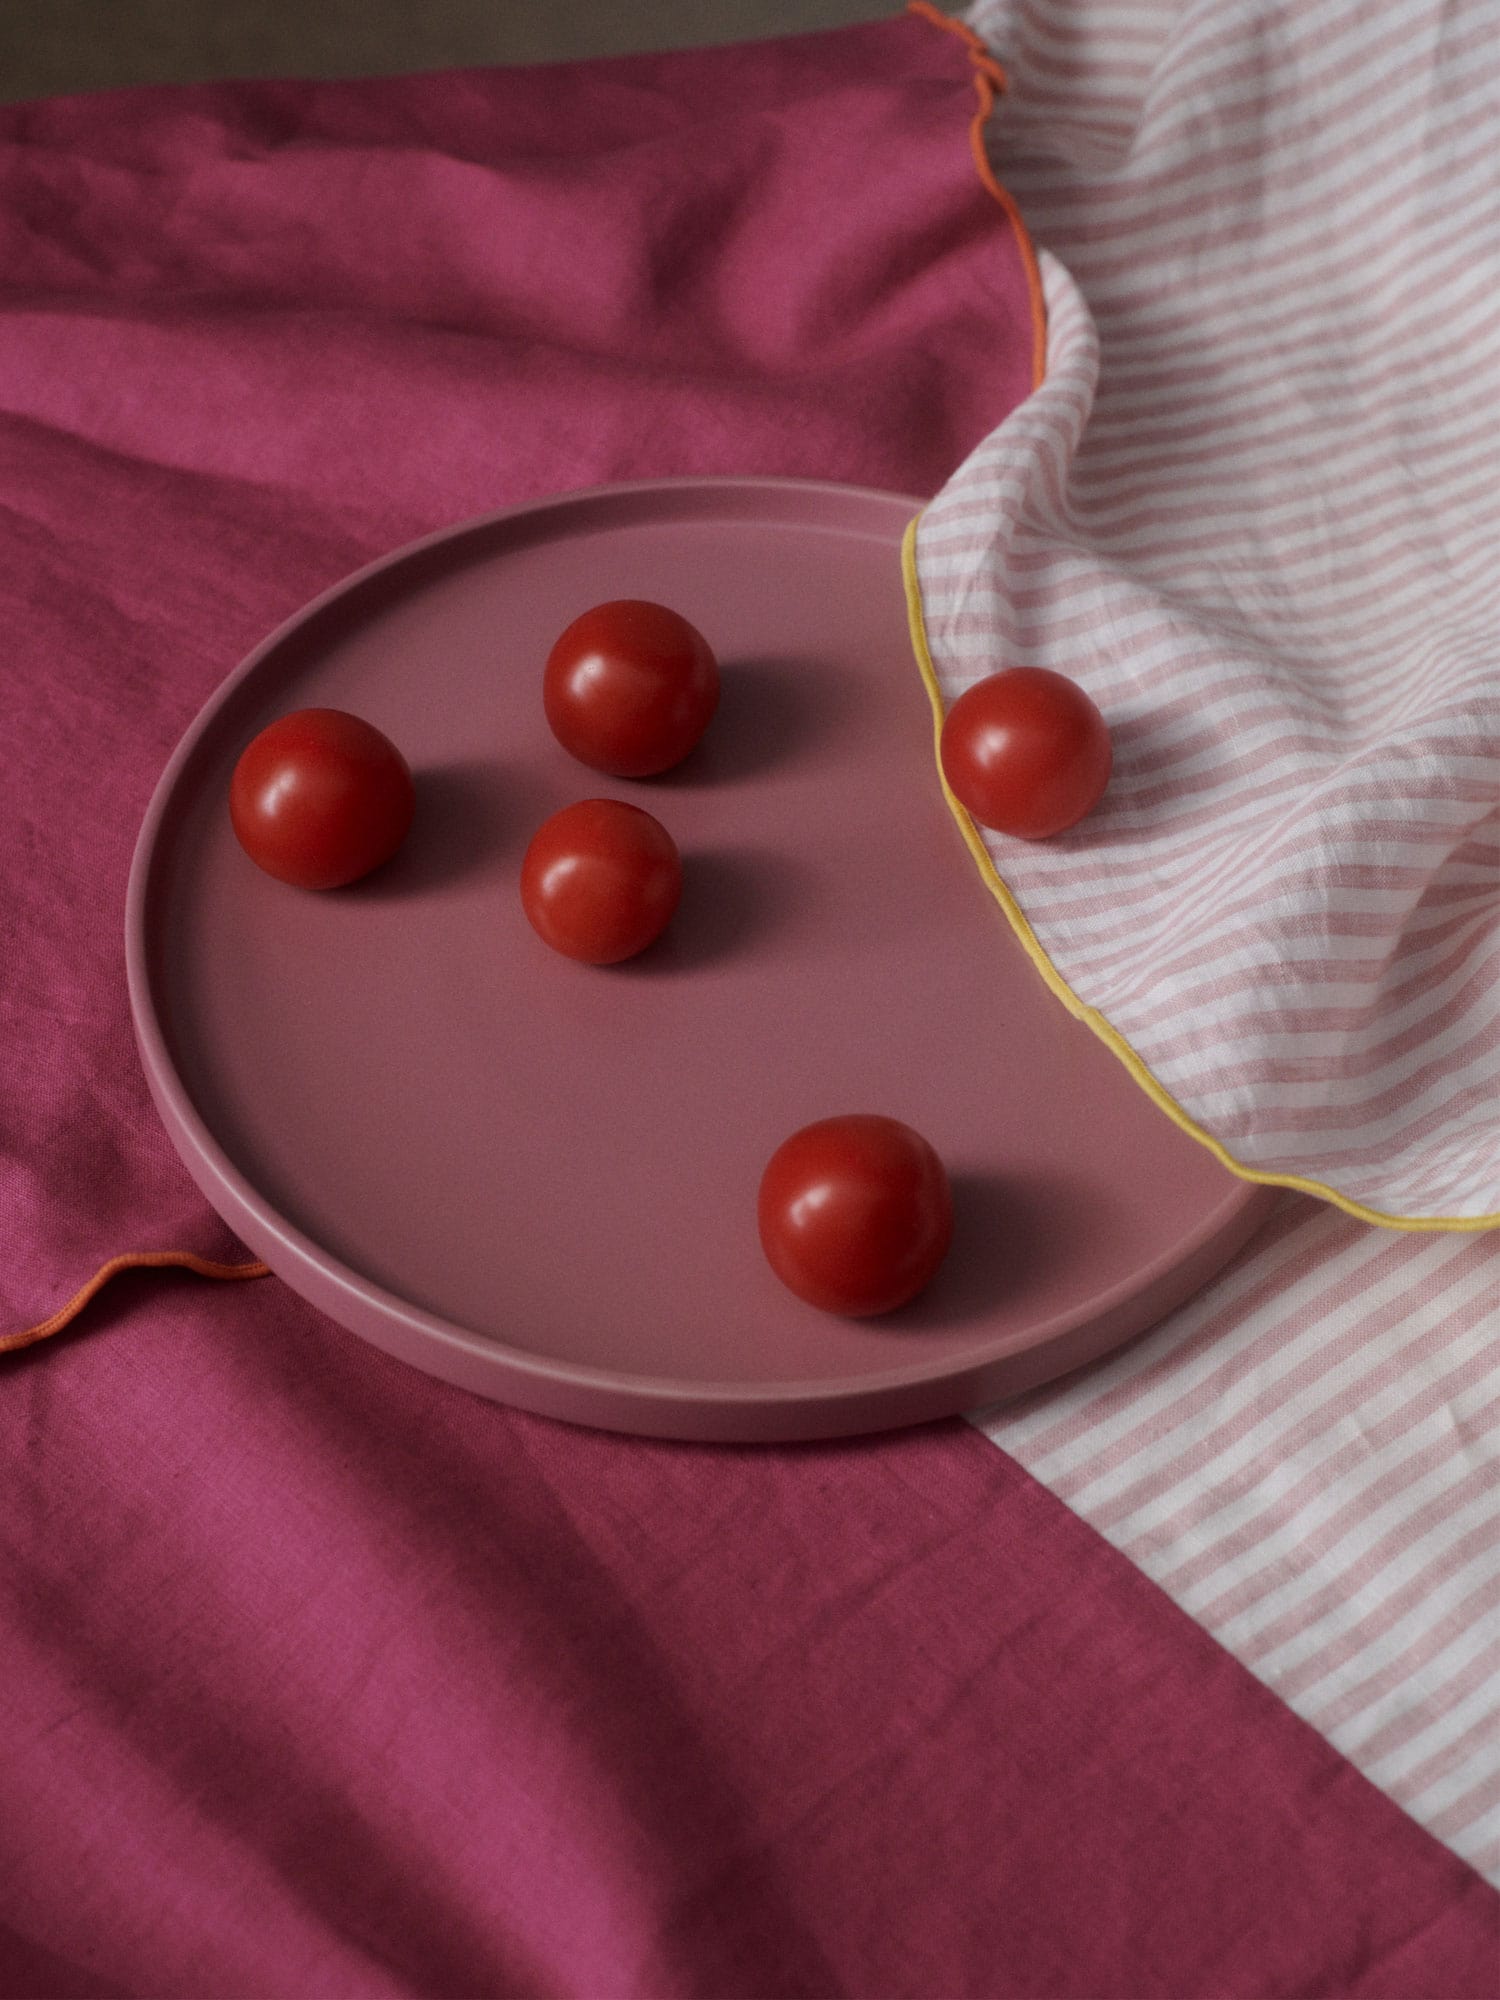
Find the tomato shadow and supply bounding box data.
[624,847,819,974]
[346,758,542,900]
[870,1171,1081,1334]
[653,657,861,787]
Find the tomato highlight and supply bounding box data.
[229,707,415,889]
[520,797,683,964]
[940,667,1111,839]
[758,1113,953,1316]
[543,599,719,777]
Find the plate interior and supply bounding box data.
[133,482,1262,1435]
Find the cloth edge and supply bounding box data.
[902,513,1500,1235]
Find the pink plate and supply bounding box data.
[126,479,1272,1442]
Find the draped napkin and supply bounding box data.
[910,0,1500,1229]
[928,0,1500,1890]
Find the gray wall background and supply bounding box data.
[2,1,922,103]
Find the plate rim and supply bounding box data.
[125,474,1272,1435]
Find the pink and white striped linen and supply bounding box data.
[978,1200,1500,1884]
[914,0,1500,1227]
[931,0,1500,1886]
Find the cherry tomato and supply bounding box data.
[758,1114,953,1317]
[521,798,683,964]
[229,707,415,889]
[543,599,719,777]
[939,667,1111,839]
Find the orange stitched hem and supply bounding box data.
[907,0,1047,393]
[1,1251,271,1355]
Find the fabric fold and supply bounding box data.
[914,0,1500,1227]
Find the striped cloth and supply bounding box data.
[912,0,1500,1229]
[978,1201,1500,1884]
[918,0,1500,1884]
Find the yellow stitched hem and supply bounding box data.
[902,516,1500,1235]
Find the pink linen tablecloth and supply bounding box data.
[2,11,1497,1996]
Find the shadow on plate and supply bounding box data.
[653,656,862,787]
[625,847,821,974]
[347,758,545,899]
[873,1170,1111,1335]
